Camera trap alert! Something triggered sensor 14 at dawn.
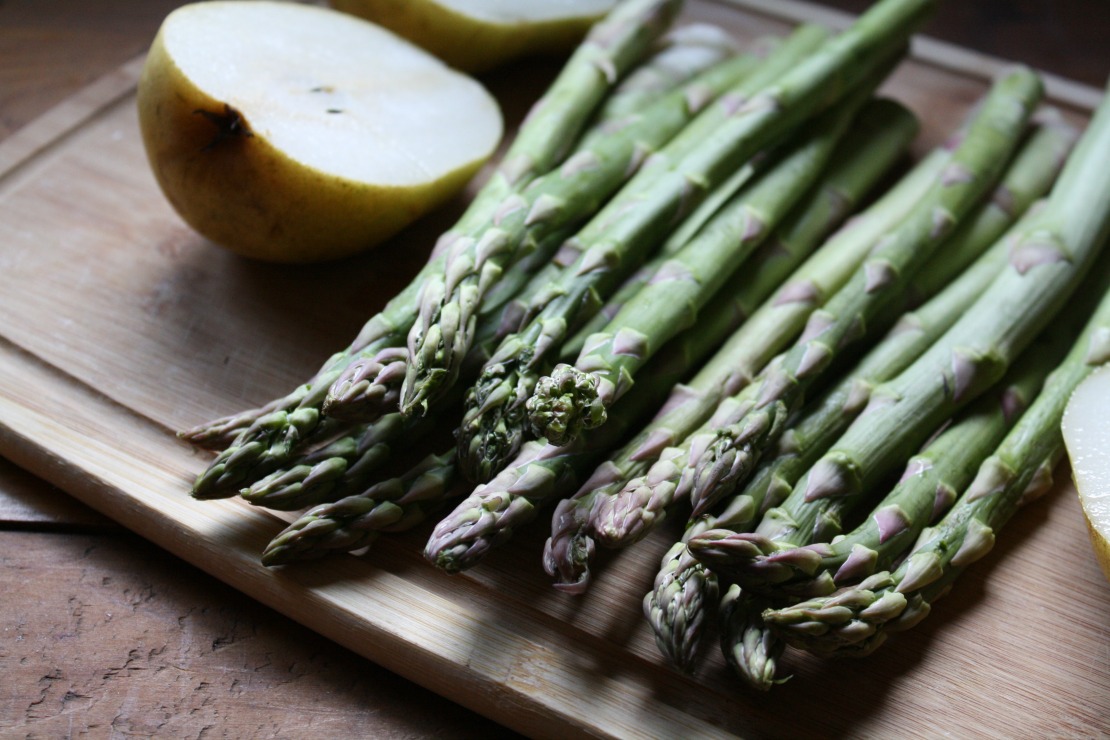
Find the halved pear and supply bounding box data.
[329,0,618,73]
[137,1,503,263]
[1061,363,1110,582]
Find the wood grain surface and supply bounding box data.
[2,0,1109,737]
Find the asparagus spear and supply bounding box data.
[424,261,762,574]
[192,228,575,500]
[642,210,1027,670]
[241,224,596,510]
[675,110,1071,542]
[525,83,882,447]
[688,78,1110,596]
[587,23,744,126]
[641,113,1076,671]
[265,282,747,568]
[743,321,1070,598]
[700,114,1075,532]
[382,46,765,421]
[452,27,829,485]
[342,47,765,422]
[240,412,424,511]
[542,100,918,592]
[685,67,1044,518]
[762,262,1110,656]
[401,2,794,417]
[719,586,783,690]
[262,450,458,566]
[184,0,682,493]
[713,241,1105,687]
[585,142,953,532]
[402,0,937,418]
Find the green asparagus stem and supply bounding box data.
[904,108,1077,305]
[261,450,458,566]
[228,231,583,510]
[398,0,704,416]
[705,219,1102,684]
[189,230,573,500]
[526,84,883,447]
[762,260,1110,655]
[184,0,682,493]
[345,45,761,424]
[592,143,953,548]
[641,109,1077,671]
[406,0,936,417]
[452,27,828,485]
[685,68,1044,518]
[718,587,785,690]
[391,45,763,418]
[587,23,744,126]
[642,215,1015,671]
[688,77,1110,601]
[593,144,955,550]
[541,100,918,593]
[702,113,1076,534]
[743,323,1069,598]
[240,412,419,511]
[424,259,759,573]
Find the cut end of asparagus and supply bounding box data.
[527,364,608,446]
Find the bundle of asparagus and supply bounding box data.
[685,79,1110,686]
[180,0,1110,693]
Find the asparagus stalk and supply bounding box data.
[401,1,787,417]
[452,27,829,485]
[685,68,1044,518]
[642,208,1022,669]
[710,245,1103,686]
[403,0,937,418]
[241,225,594,509]
[590,142,952,522]
[762,262,1110,656]
[191,229,575,500]
[264,290,740,568]
[183,0,682,491]
[592,141,957,557]
[587,23,745,127]
[240,412,423,511]
[346,45,763,422]
[425,264,759,574]
[676,111,1072,542]
[387,44,765,418]
[262,450,458,566]
[640,111,1076,671]
[743,322,1069,598]
[541,100,918,592]
[688,78,1110,596]
[526,84,882,447]
[719,586,783,690]
[702,114,1075,532]
[904,108,1077,304]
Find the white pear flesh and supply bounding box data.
[138,1,503,263]
[330,0,617,73]
[1061,363,1110,581]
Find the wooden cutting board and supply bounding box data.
[1,1,1107,736]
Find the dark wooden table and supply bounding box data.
[2,0,1106,736]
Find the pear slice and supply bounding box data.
[1061,363,1110,582]
[330,0,617,73]
[138,1,503,263]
